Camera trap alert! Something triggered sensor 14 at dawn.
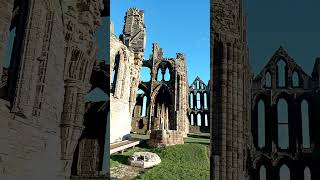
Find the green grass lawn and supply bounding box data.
[110,135,210,180]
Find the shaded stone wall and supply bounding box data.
[131,43,189,137]
[110,8,145,143]
[188,76,210,134]
[211,0,252,179]
[250,48,320,180]
[0,0,106,179]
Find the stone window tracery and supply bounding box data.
[265,72,272,88]
[304,167,311,180]
[301,99,310,148]
[258,100,265,148]
[292,71,299,87]
[279,164,290,180]
[259,165,267,180]
[277,60,286,87]
[196,92,201,109]
[277,98,289,149]
[197,113,201,126]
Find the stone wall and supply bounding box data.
[0,0,107,179]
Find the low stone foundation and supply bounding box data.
[148,129,184,147]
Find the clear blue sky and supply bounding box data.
[111,0,210,85]
[246,0,320,76]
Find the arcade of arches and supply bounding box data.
[110,8,189,147]
[212,0,320,179]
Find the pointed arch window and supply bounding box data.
[277,60,286,87]
[189,93,194,108]
[304,167,311,180]
[140,66,151,82]
[279,164,290,180]
[157,68,162,81]
[191,114,194,126]
[111,52,120,93]
[258,100,266,148]
[196,93,201,109]
[292,71,299,87]
[301,100,310,148]
[277,98,289,149]
[204,93,208,109]
[164,68,170,81]
[205,114,208,126]
[259,165,267,180]
[197,113,201,126]
[141,95,147,117]
[265,72,272,88]
[197,81,200,89]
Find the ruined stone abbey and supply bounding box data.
[110,8,189,147]
[211,0,320,179]
[0,0,109,179]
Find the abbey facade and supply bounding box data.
[110,8,189,146]
[0,0,109,179]
[211,0,320,180]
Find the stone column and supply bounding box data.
[237,47,244,180]
[232,45,239,180]
[226,43,233,180]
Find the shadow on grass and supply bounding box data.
[186,141,210,145]
[110,154,130,165]
[187,134,210,139]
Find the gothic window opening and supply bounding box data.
[0,27,16,99]
[4,27,16,68]
[205,114,208,126]
[141,95,147,117]
[201,83,204,89]
[265,72,272,88]
[164,68,170,81]
[277,60,286,87]
[197,113,201,126]
[197,80,200,89]
[258,100,266,148]
[277,98,289,149]
[196,92,201,109]
[204,93,208,109]
[157,68,162,81]
[279,164,290,180]
[292,71,299,87]
[140,66,151,82]
[189,93,194,108]
[304,167,311,180]
[111,52,120,94]
[259,165,267,180]
[301,100,310,148]
[191,114,194,125]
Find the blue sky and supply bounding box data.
[246,0,320,76]
[111,0,210,85]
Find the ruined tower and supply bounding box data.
[110,8,146,143]
[211,0,252,179]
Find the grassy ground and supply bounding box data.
[110,134,210,180]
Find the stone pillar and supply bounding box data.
[226,43,233,180]
[0,0,14,79]
[232,45,239,180]
[237,47,244,180]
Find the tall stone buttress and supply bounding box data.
[210,0,252,180]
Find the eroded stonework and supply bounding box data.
[211,0,320,179]
[0,0,108,179]
[111,8,189,147]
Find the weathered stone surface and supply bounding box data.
[111,8,188,147]
[188,76,210,134]
[0,0,108,179]
[128,152,161,168]
[148,130,184,147]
